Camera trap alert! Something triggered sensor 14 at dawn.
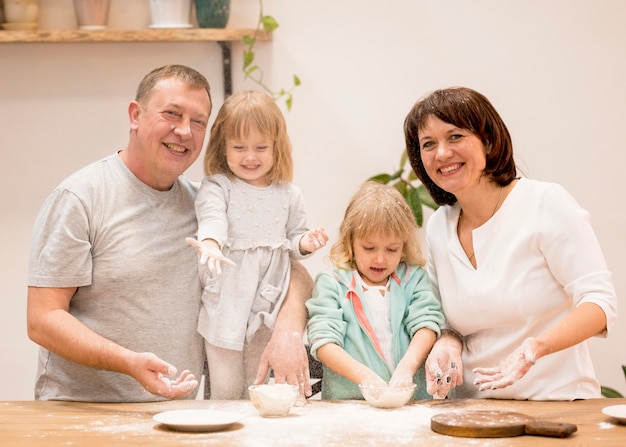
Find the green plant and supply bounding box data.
[242,0,301,110]
[601,365,626,398]
[368,151,439,227]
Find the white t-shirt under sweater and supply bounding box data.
[195,174,311,351]
[28,153,205,402]
[356,274,395,372]
[426,177,617,400]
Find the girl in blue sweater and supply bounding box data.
[306,181,444,400]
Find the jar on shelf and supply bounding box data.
[149,0,192,29]
[72,0,111,30]
[195,0,230,29]
[3,0,40,30]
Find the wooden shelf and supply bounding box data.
[0,28,271,43]
[0,28,272,97]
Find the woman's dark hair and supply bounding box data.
[403,87,517,206]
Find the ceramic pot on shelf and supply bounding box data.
[195,0,230,29]
[149,0,192,29]
[3,0,40,30]
[72,0,111,30]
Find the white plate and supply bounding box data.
[601,404,626,423]
[153,409,242,432]
[149,24,193,29]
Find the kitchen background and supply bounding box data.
[1,0,624,399]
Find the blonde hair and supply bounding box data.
[203,91,293,182]
[330,181,425,270]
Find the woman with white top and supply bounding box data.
[403,87,617,400]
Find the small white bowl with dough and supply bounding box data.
[359,383,416,409]
[248,384,299,417]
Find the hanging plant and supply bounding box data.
[242,0,300,110]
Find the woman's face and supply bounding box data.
[418,116,487,196]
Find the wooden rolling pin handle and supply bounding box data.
[524,422,578,438]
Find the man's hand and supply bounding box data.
[129,352,198,399]
[254,331,311,399]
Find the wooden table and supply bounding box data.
[1,398,624,446]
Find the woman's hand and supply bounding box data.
[473,337,539,391]
[424,331,463,398]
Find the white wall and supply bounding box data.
[1,0,624,399]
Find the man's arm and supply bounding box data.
[27,286,197,399]
[254,260,313,397]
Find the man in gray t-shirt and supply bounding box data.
[27,65,314,402]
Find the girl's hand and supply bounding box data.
[299,227,329,254]
[185,237,236,275]
[359,373,389,400]
[360,372,388,389]
[389,372,414,388]
[473,337,539,391]
[389,356,417,387]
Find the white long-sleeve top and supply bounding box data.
[426,178,617,400]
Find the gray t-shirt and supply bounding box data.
[28,153,204,402]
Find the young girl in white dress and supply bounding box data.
[187,91,328,399]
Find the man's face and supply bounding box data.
[129,77,211,190]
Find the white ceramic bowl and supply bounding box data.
[359,383,416,409]
[248,384,299,417]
